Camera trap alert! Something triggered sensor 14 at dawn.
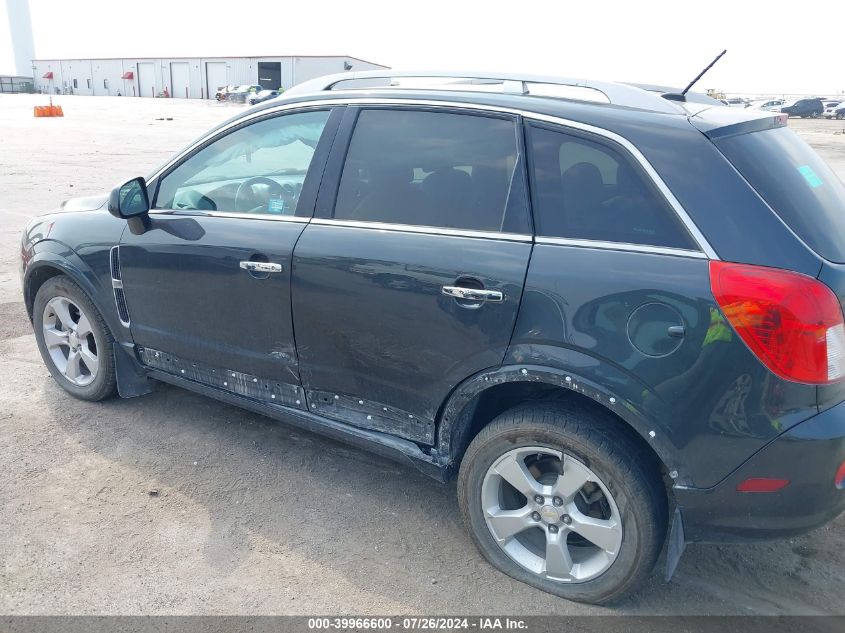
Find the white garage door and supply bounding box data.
[137,62,156,97]
[170,62,190,99]
[206,62,227,100]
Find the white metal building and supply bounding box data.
[31,55,387,99]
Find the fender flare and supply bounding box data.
[24,243,152,398]
[25,241,98,303]
[23,241,123,337]
[435,363,683,482]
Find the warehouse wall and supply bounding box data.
[90,59,124,96]
[32,56,387,99]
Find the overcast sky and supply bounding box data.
[1,0,842,96]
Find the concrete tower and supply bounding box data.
[6,0,35,77]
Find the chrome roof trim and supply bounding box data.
[535,237,709,259]
[311,218,533,243]
[147,97,719,259]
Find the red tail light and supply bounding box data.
[709,261,845,384]
[835,460,845,490]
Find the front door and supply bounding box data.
[119,107,340,407]
[291,107,534,444]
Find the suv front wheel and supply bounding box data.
[33,275,117,401]
[457,402,667,604]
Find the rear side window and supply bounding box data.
[334,109,530,233]
[715,126,845,263]
[528,124,697,249]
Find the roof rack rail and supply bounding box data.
[283,70,683,114]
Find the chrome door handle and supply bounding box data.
[240,261,283,273]
[441,286,504,302]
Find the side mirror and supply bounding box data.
[108,177,150,219]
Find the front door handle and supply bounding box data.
[441,286,504,303]
[240,261,283,273]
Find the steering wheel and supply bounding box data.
[234,177,288,212]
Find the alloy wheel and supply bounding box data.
[481,446,622,583]
[42,296,100,387]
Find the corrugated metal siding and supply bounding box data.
[32,56,388,99]
[90,59,123,96]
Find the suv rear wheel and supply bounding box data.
[33,275,116,401]
[457,402,667,604]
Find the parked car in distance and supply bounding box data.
[20,70,845,605]
[747,98,785,111]
[249,89,281,105]
[823,101,843,119]
[215,85,236,101]
[227,84,263,103]
[834,102,845,120]
[781,97,824,118]
[723,97,749,107]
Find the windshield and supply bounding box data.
[715,126,845,263]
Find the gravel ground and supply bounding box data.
[1,94,844,615]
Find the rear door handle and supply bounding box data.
[441,286,504,302]
[240,261,283,273]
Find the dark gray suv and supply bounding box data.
[20,71,845,604]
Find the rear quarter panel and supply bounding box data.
[507,245,818,488]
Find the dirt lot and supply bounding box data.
[1,94,844,615]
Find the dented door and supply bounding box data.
[119,215,308,404]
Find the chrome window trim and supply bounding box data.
[523,118,719,260]
[310,218,533,243]
[147,102,340,184]
[535,236,708,259]
[146,97,717,259]
[147,209,310,223]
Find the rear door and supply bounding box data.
[291,106,533,444]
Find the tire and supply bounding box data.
[457,402,667,604]
[33,275,116,401]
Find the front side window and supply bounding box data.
[334,109,530,233]
[528,124,696,249]
[155,109,330,215]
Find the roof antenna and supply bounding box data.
[681,49,727,96]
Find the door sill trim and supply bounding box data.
[146,369,448,482]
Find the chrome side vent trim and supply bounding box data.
[110,245,121,280]
[114,288,130,325]
[109,246,130,327]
